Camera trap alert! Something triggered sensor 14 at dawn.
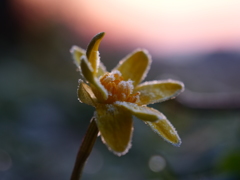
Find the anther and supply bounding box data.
[100,70,140,103]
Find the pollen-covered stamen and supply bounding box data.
[100,70,140,103]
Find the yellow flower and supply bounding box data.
[70,32,184,156]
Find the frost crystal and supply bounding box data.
[99,70,140,103]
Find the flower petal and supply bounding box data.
[134,80,184,105]
[145,119,181,146]
[95,104,133,156]
[114,49,151,86]
[77,80,97,107]
[70,45,86,68]
[96,62,107,77]
[80,56,108,101]
[80,55,95,82]
[70,45,106,76]
[114,101,165,122]
[86,32,105,74]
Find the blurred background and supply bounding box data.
[1,0,240,179]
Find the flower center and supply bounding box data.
[100,70,140,104]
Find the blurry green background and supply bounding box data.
[1,0,240,180]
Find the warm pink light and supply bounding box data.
[14,0,240,55]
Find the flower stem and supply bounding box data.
[70,117,99,180]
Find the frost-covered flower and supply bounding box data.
[70,32,184,156]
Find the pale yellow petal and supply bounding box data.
[77,80,97,107]
[114,49,151,86]
[86,32,105,74]
[96,62,107,77]
[146,119,181,146]
[95,104,133,156]
[70,45,106,76]
[70,45,86,68]
[80,55,95,83]
[114,101,165,122]
[134,80,184,105]
[80,56,108,101]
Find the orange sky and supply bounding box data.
[15,0,240,55]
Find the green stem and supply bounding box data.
[70,118,99,180]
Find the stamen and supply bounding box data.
[100,70,140,104]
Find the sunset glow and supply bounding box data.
[15,0,240,55]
